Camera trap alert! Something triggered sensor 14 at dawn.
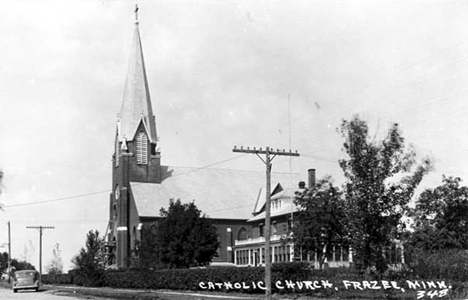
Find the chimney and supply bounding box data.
[308,169,316,190]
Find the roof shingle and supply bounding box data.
[130,166,299,220]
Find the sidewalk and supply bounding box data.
[1,280,318,300]
[43,284,268,300]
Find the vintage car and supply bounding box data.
[12,270,40,293]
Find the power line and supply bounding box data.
[3,154,248,209]
[301,154,339,163]
[5,190,111,208]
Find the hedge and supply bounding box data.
[42,263,364,295]
[40,262,468,298]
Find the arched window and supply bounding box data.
[150,224,158,236]
[237,227,247,241]
[136,132,148,164]
[133,226,139,252]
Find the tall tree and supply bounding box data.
[339,115,431,274]
[408,176,468,250]
[136,199,219,269]
[46,243,64,274]
[291,176,348,269]
[72,230,105,285]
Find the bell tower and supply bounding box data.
[107,5,161,268]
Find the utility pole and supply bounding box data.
[8,221,11,283]
[1,222,12,283]
[232,146,299,300]
[26,226,54,281]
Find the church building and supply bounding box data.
[105,8,301,268]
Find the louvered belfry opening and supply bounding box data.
[136,131,148,164]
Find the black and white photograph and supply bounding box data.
[0,1,467,299]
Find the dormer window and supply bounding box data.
[136,132,148,164]
[271,199,282,211]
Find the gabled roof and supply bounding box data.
[118,23,157,143]
[130,166,299,220]
[253,182,282,215]
[247,187,304,222]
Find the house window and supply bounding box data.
[326,245,334,261]
[259,224,264,237]
[343,246,349,262]
[237,227,247,240]
[335,245,342,262]
[287,219,293,231]
[150,224,158,236]
[136,132,148,164]
[132,226,139,253]
[271,200,282,211]
[272,222,277,235]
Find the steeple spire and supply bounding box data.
[117,5,157,144]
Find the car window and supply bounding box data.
[15,272,36,278]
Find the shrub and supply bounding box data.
[41,273,72,285]
[405,248,468,281]
[101,262,367,296]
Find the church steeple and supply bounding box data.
[117,4,157,144]
[108,5,162,270]
[113,5,161,184]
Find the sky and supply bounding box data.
[0,0,467,272]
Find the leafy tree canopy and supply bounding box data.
[0,252,8,273]
[292,176,348,268]
[339,115,431,274]
[408,176,468,250]
[136,199,220,269]
[72,230,105,282]
[10,258,35,271]
[46,243,64,274]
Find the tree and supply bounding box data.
[72,230,105,285]
[134,224,162,270]
[0,252,8,273]
[408,176,468,250]
[46,243,64,274]
[291,176,348,268]
[10,258,35,271]
[339,115,431,274]
[20,240,35,263]
[136,199,220,269]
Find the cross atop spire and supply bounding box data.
[134,4,139,24]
